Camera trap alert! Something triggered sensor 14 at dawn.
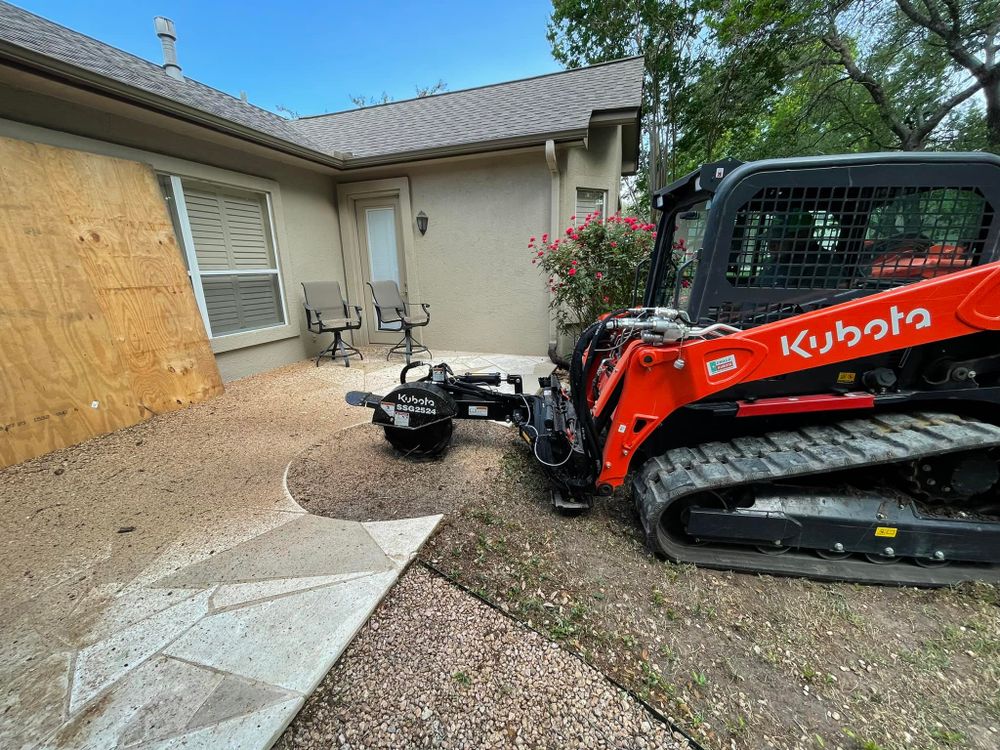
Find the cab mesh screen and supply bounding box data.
[727,185,992,291]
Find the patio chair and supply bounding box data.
[368,280,431,364]
[302,281,363,367]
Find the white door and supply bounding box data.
[356,198,407,344]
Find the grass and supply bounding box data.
[416,436,1000,750]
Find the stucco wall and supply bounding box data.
[0,80,344,382]
[561,125,623,222]
[345,152,554,356]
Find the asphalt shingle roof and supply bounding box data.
[290,57,645,160]
[0,1,643,165]
[0,2,329,153]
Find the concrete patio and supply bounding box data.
[0,349,551,749]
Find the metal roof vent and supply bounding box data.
[153,17,183,81]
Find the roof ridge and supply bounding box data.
[295,56,645,121]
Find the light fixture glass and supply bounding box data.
[416,210,428,235]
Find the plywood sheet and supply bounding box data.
[0,136,223,468]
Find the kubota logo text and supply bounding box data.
[780,305,931,359]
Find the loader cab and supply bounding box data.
[646,153,1000,328]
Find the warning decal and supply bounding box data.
[706,354,738,377]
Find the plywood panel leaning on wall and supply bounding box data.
[0,136,224,468]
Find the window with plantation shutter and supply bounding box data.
[576,188,607,223]
[158,176,287,338]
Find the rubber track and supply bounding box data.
[633,411,1000,586]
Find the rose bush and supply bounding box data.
[530,212,657,336]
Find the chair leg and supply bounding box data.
[315,336,338,367]
[386,328,431,363]
[317,331,363,367]
[334,331,350,368]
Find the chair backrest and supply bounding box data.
[369,280,405,323]
[302,281,347,318]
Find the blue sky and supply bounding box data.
[15,1,560,116]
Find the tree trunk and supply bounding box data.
[985,78,1000,151]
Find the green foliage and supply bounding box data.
[529,213,656,335]
[548,0,1000,196]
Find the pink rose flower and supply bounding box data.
[568,267,577,276]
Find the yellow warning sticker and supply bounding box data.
[837,371,857,384]
[875,527,898,538]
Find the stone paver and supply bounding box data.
[0,348,550,749]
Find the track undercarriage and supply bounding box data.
[633,411,1000,586]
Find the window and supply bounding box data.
[575,188,607,222]
[159,175,287,337]
[725,184,991,291]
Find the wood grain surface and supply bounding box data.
[0,136,223,468]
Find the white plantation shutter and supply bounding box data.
[160,176,286,337]
[201,274,283,335]
[575,188,607,222]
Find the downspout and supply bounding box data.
[545,139,560,241]
[544,139,568,367]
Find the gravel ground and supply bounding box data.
[298,421,1000,750]
[276,566,692,750]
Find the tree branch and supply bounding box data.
[897,0,989,80]
[821,26,911,145]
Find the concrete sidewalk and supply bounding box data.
[0,349,550,749]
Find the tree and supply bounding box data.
[348,91,392,108]
[548,0,997,197]
[548,0,708,208]
[349,81,448,108]
[816,0,1000,151]
[416,79,448,97]
[892,0,1000,148]
[711,0,1000,152]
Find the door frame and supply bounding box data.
[354,197,407,344]
[336,177,421,347]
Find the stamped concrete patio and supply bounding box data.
[0,349,550,749]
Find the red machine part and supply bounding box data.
[870,243,968,280]
[593,262,1000,489]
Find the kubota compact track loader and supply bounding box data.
[347,152,1000,586]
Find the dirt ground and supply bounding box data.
[0,360,367,733]
[293,422,1000,750]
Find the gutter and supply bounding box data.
[340,130,587,169]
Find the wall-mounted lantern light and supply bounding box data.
[416,210,429,236]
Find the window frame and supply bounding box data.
[575,187,608,223]
[164,174,290,340]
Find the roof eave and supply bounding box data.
[340,128,589,168]
[0,41,346,170]
[589,107,642,176]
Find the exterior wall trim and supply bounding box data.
[336,177,420,346]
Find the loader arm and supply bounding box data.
[595,261,1000,489]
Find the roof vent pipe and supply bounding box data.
[154,17,183,80]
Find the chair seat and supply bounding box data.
[401,312,428,326]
